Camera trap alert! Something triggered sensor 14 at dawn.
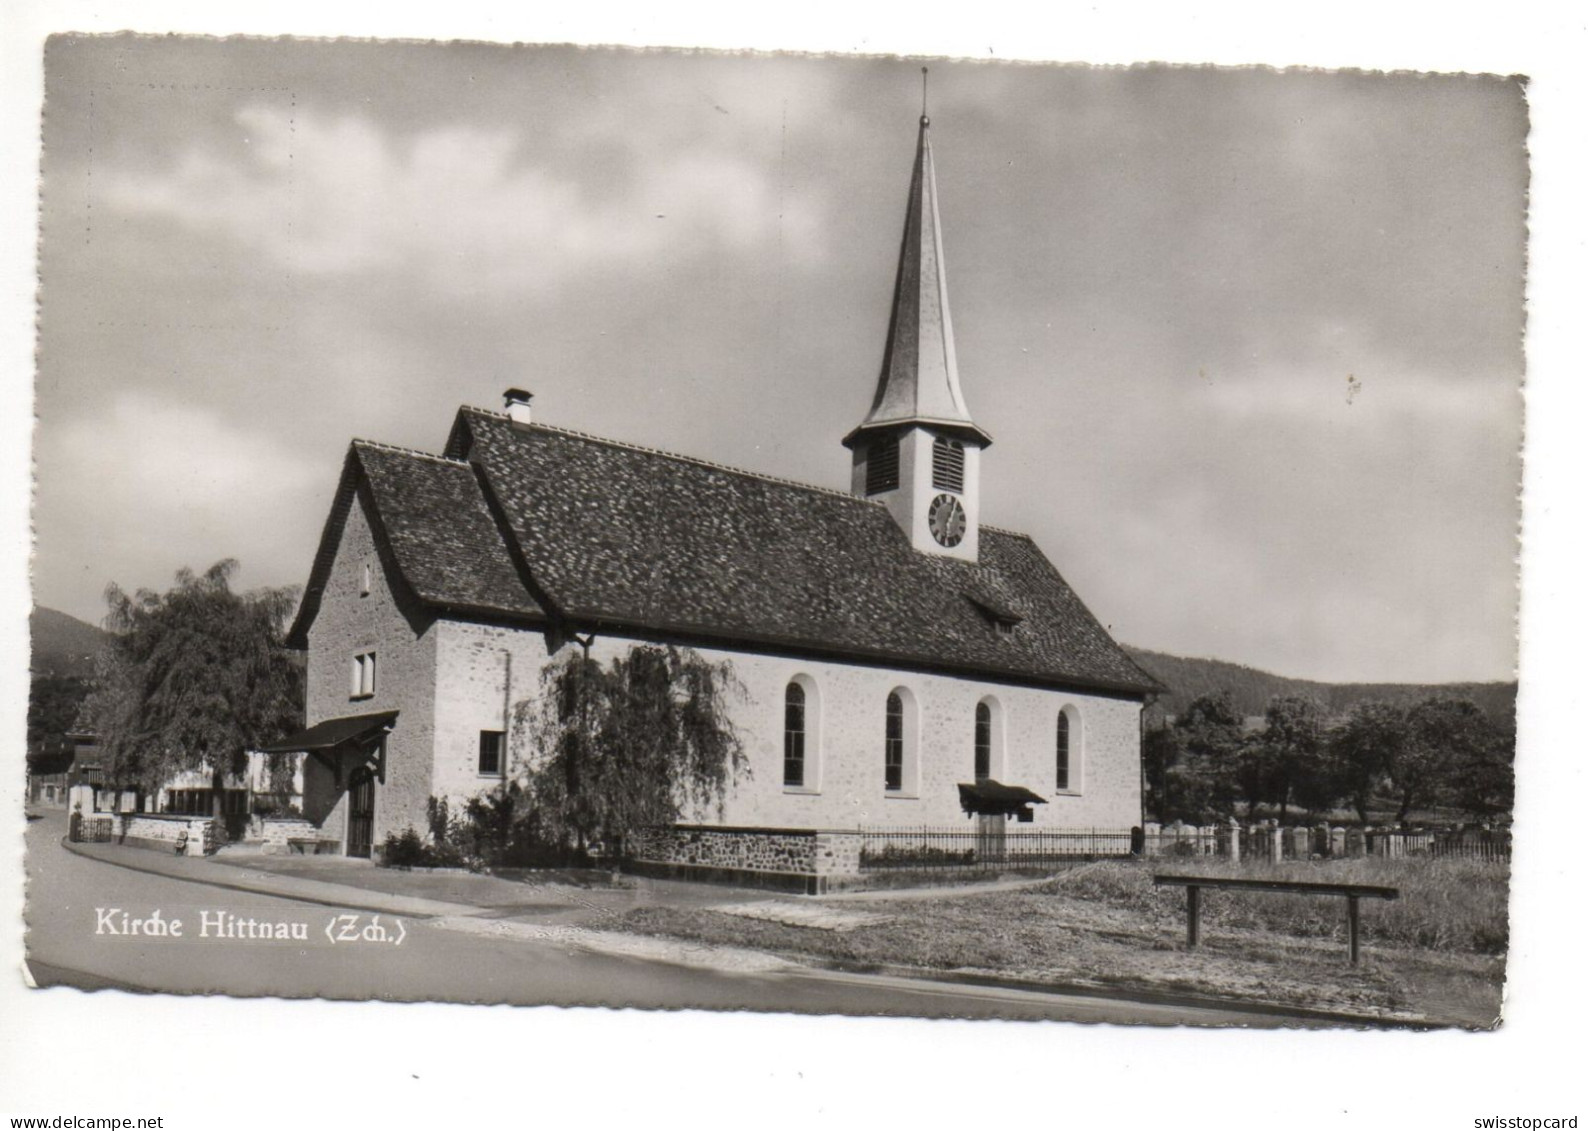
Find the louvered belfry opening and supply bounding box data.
[866,435,901,495]
[932,435,965,492]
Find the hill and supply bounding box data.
[29,605,108,678]
[1123,645,1517,724]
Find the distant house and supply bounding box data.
[49,728,273,843]
[25,735,76,808]
[264,112,1162,878]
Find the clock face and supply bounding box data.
[928,493,967,547]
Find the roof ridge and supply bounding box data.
[462,407,882,506]
[980,523,1029,537]
[352,437,467,467]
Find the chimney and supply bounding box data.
[503,388,534,427]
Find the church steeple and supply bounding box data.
[844,109,991,451]
[846,88,990,563]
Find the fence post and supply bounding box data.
[1330,826,1345,858]
[1227,818,1241,863]
[1142,821,1160,858]
[1269,822,1283,865]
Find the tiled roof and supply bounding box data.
[353,442,542,620]
[443,409,1158,696]
[286,443,541,647]
[292,407,1158,696]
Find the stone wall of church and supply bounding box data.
[429,620,551,805]
[424,622,1142,835]
[304,490,438,851]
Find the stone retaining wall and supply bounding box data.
[116,813,220,856]
[260,817,335,854]
[631,825,864,894]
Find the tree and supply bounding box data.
[1453,709,1515,821]
[1396,696,1494,823]
[27,672,93,777]
[1258,695,1328,820]
[1141,720,1181,822]
[79,560,304,819]
[27,673,91,749]
[516,643,747,859]
[1169,691,1246,821]
[1326,701,1407,823]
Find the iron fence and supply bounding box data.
[858,826,1135,872]
[69,814,114,843]
[1375,828,1511,862]
[1146,822,1512,864]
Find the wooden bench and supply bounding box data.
[1153,873,1400,964]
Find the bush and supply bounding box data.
[254,798,303,820]
[377,827,467,869]
[378,829,428,868]
[381,789,573,871]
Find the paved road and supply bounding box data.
[22,812,1330,1025]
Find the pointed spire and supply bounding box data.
[844,90,991,450]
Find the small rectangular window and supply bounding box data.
[478,730,505,776]
[866,437,900,496]
[360,559,372,597]
[351,651,376,699]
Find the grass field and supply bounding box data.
[614,855,1508,1026]
[1062,855,1510,954]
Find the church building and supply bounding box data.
[265,109,1161,882]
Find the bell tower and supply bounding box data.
[843,94,991,562]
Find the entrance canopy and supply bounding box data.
[259,711,398,754]
[957,780,1047,819]
[261,710,397,788]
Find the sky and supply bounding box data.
[30,37,1527,684]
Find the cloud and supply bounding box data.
[33,393,334,614]
[99,102,830,296]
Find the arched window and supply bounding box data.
[1056,712,1072,791]
[885,692,904,792]
[783,682,807,788]
[974,702,992,781]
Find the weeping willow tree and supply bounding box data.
[79,559,304,817]
[514,644,747,860]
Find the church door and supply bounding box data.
[347,769,376,858]
[975,813,1006,863]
